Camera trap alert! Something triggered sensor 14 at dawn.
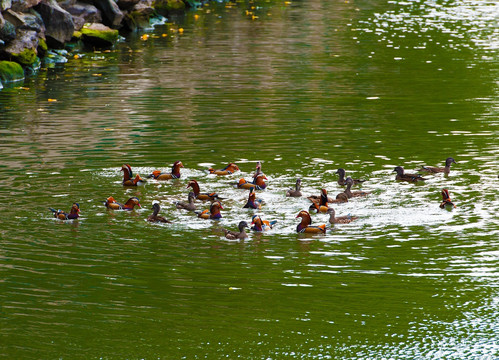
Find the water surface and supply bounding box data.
[0,0,498,358]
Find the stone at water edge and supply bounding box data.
[80,23,119,48]
[0,60,25,84]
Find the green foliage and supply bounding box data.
[0,61,25,83]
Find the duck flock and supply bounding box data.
[49,157,458,239]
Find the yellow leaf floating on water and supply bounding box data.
[229,287,241,291]
[141,34,149,41]
[194,14,200,20]
[162,33,167,37]
[178,28,184,34]
[48,98,57,102]
[104,128,115,131]
[92,73,102,77]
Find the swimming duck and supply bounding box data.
[419,157,456,175]
[250,215,277,232]
[394,166,427,183]
[208,162,239,175]
[253,161,265,178]
[147,202,171,223]
[243,187,264,209]
[307,188,348,205]
[175,192,197,211]
[336,168,365,186]
[196,201,223,220]
[186,179,223,201]
[343,177,370,198]
[148,161,183,180]
[222,221,249,240]
[327,208,358,224]
[295,210,326,234]
[104,196,141,210]
[237,173,267,190]
[439,188,456,209]
[49,202,80,220]
[286,178,302,197]
[121,164,146,186]
[308,188,329,213]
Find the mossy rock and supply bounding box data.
[80,23,119,48]
[153,0,186,12]
[37,37,48,57]
[0,61,25,83]
[12,48,38,66]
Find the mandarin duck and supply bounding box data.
[208,162,239,176]
[175,192,197,211]
[253,161,265,178]
[286,178,302,197]
[419,157,456,175]
[104,196,141,210]
[148,160,183,180]
[439,188,456,209]
[394,166,427,183]
[295,210,326,234]
[147,202,171,223]
[308,188,329,213]
[343,177,370,198]
[121,164,146,186]
[307,188,348,205]
[196,201,223,220]
[250,215,277,232]
[186,179,223,201]
[49,202,80,220]
[222,221,249,240]
[243,187,263,209]
[336,168,366,186]
[237,173,267,190]
[327,208,358,224]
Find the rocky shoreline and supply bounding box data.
[0,0,200,89]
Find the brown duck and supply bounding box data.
[147,202,171,223]
[222,221,249,240]
[175,192,197,211]
[394,166,427,183]
[327,208,358,224]
[336,168,365,186]
[344,177,370,198]
[286,178,302,197]
[419,157,456,175]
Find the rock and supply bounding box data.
[154,0,186,12]
[92,0,124,28]
[80,23,119,48]
[0,60,24,83]
[0,29,39,66]
[117,0,140,11]
[124,1,155,31]
[11,0,42,12]
[35,0,74,48]
[3,9,45,33]
[60,1,102,25]
[0,13,17,43]
[1,0,12,11]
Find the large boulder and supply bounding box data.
[80,22,119,48]
[92,0,124,28]
[35,0,74,48]
[11,0,42,12]
[60,1,102,31]
[0,60,24,83]
[0,29,39,65]
[117,0,140,11]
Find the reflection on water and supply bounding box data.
[0,0,498,358]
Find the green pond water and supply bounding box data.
[1,0,498,358]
